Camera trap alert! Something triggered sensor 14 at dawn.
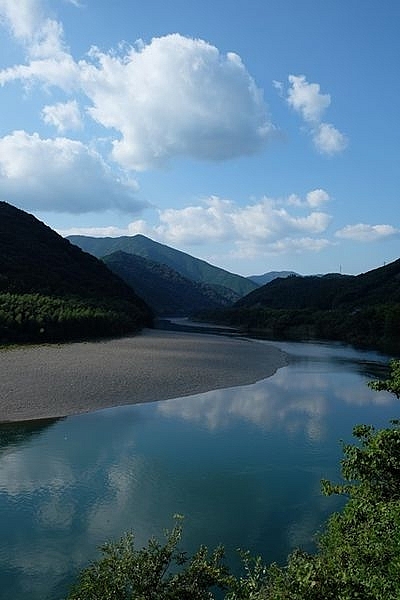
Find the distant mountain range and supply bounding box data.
[4,200,399,350]
[247,271,299,286]
[68,234,258,302]
[237,264,400,310]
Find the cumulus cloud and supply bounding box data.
[285,74,347,155]
[151,194,331,246]
[42,100,83,132]
[0,4,275,171]
[78,35,274,170]
[287,74,330,122]
[313,122,347,155]
[335,223,399,242]
[0,130,143,213]
[59,190,333,260]
[287,188,330,208]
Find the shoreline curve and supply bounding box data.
[0,329,288,423]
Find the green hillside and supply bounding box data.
[68,234,258,300]
[103,251,231,316]
[0,202,152,343]
[199,261,400,352]
[237,261,400,310]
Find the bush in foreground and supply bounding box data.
[67,361,400,600]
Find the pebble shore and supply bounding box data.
[0,329,288,422]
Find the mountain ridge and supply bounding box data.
[102,250,234,316]
[68,234,258,300]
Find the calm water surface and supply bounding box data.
[0,340,397,600]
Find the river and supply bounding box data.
[0,338,396,600]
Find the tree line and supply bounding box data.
[0,293,147,343]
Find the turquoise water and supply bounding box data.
[0,340,396,600]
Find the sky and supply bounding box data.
[0,0,399,277]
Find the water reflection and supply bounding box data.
[157,363,393,440]
[0,418,60,454]
[0,341,396,600]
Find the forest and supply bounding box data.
[197,261,400,353]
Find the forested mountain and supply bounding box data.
[247,270,299,286]
[103,251,233,316]
[237,261,400,309]
[199,260,400,352]
[0,202,152,343]
[68,234,258,300]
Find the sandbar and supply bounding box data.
[0,329,288,423]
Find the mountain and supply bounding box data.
[0,202,152,342]
[198,260,400,351]
[68,234,258,300]
[102,251,231,316]
[237,261,400,310]
[248,271,299,286]
[236,273,353,310]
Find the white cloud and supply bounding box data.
[157,194,331,245]
[0,130,143,213]
[0,0,68,60]
[0,8,274,171]
[42,99,82,132]
[287,74,330,123]
[306,188,330,208]
[285,74,347,155]
[78,35,274,170]
[335,223,399,242]
[288,188,330,208]
[0,7,80,92]
[0,0,43,43]
[59,192,332,260]
[314,122,347,155]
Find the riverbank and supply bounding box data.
[0,328,288,422]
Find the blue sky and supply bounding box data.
[0,0,399,276]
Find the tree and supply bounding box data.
[67,516,230,600]
[368,358,400,398]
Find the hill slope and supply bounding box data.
[102,251,230,316]
[237,261,400,310]
[0,202,152,342]
[68,234,258,300]
[200,261,400,351]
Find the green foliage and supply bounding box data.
[0,292,146,343]
[67,517,230,600]
[198,303,400,352]
[368,359,400,398]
